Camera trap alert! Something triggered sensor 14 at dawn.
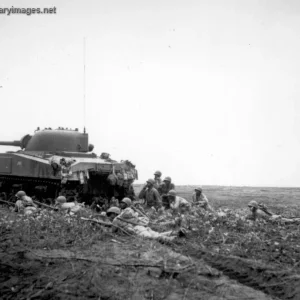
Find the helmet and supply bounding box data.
[107,207,121,215]
[121,197,132,207]
[167,190,177,197]
[154,171,162,176]
[164,176,171,182]
[56,196,67,204]
[195,187,202,192]
[146,179,155,185]
[248,200,258,208]
[16,191,26,198]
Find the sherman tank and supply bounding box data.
[0,127,137,204]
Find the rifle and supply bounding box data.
[33,200,58,211]
[0,199,15,206]
[80,217,132,236]
[132,204,149,218]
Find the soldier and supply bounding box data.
[192,187,213,211]
[112,202,176,241]
[14,190,37,215]
[138,179,162,209]
[158,177,175,209]
[106,206,121,222]
[156,201,194,238]
[90,195,106,212]
[153,170,162,189]
[119,197,133,210]
[246,201,278,221]
[167,190,190,212]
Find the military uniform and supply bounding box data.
[15,196,37,215]
[153,171,162,190]
[158,181,175,209]
[138,187,162,209]
[113,208,175,241]
[170,196,190,211]
[154,178,162,190]
[192,192,213,211]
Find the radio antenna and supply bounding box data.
[83,37,86,133]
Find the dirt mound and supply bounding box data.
[0,238,276,300]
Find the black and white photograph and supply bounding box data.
[0,1,300,299]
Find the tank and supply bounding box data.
[0,127,137,204]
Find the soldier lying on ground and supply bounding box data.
[192,187,214,212]
[111,197,177,242]
[14,190,38,215]
[247,200,300,224]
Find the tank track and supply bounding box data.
[0,175,79,204]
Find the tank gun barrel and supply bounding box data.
[0,141,21,147]
[0,135,32,149]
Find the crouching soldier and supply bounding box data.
[167,190,190,213]
[138,179,162,210]
[15,191,37,215]
[158,177,175,209]
[192,187,213,211]
[153,170,162,189]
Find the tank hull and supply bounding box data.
[0,151,137,204]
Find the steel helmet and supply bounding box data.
[121,197,132,207]
[248,200,258,209]
[107,207,121,215]
[167,190,177,197]
[164,176,172,182]
[154,171,162,176]
[16,191,26,198]
[195,187,202,192]
[56,196,67,204]
[146,179,155,185]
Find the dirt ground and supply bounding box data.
[1,185,300,300]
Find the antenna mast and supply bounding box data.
[83,37,86,133]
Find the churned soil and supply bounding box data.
[1,185,300,299]
[0,237,278,300]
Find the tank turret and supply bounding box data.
[0,128,94,153]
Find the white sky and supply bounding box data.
[1,0,300,186]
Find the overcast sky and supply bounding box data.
[0,0,300,186]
